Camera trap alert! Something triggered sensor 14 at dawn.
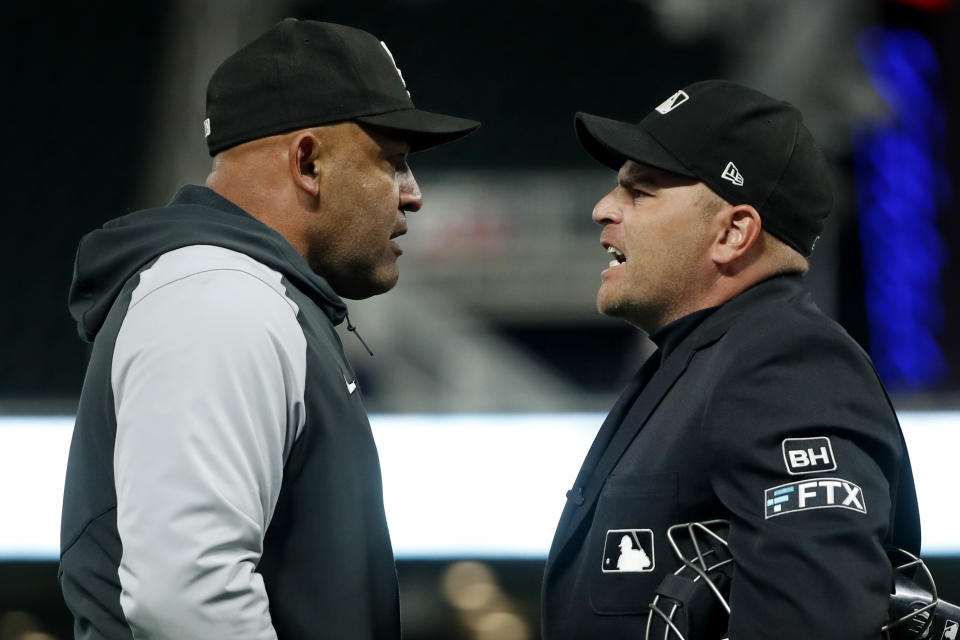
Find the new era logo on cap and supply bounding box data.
[655,90,689,114]
[721,161,744,186]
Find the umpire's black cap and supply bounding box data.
[575,80,833,256]
[204,18,480,156]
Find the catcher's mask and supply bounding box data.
[645,520,960,640]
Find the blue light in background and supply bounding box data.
[854,28,950,389]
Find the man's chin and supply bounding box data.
[337,272,399,300]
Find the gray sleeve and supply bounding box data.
[112,268,307,639]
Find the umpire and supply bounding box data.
[541,80,920,639]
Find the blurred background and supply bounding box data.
[2,0,960,638]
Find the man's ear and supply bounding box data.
[289,131,323,197]
[712,204,762,265]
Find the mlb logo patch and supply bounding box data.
[601,529,654,573]
[782,436,836,475]
[944,620,958,640]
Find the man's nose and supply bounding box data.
[400,168,423,213]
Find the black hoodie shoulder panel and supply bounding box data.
[68,185,346,342]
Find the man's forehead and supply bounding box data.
[311,121,410,157]
[357,123,411,155]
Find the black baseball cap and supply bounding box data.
[205,18,480,155]
[575,80,833,256]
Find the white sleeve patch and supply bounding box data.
[764,478,866,519]
[112,259,306,639]
[781,436,837,475]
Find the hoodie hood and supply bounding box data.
[69,185,348,342]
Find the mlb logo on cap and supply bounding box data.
[601,529,655,573]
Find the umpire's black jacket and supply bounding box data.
[542,274,920,639]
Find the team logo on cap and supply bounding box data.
[655,90,689,114]
[380,41,411,98]
[721,161,744,186]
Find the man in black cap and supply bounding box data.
[541,80,920,639]
[59,19,477,639]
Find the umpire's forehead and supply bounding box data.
[618,160,700,189]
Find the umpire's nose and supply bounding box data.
[592,188,622,226]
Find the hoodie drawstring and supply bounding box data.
[345,312,374,357]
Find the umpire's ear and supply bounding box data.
[710,203,762,267]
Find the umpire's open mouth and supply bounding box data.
[604,243,626,267]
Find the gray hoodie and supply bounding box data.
[60,185,398,639]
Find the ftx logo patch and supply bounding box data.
[602,529,654,573]
[782,436,836,475]
[765,478,866,519]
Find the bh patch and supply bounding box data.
[765,477,866,519]
[782,436,836,475]
[602,529,654,573]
